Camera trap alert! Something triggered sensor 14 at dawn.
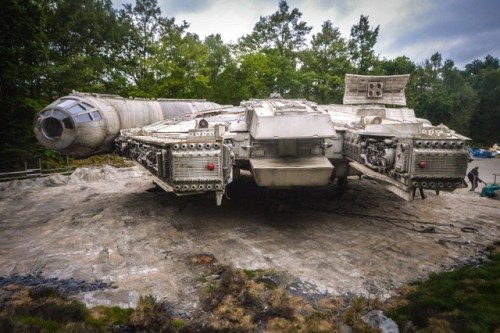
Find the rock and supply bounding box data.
[43,174,68,187]
[362,310,399,333]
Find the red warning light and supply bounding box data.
[418,161,428,168]
[207,163,215,171]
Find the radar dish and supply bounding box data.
[343,74,409,106]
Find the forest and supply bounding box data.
[1,0,499,171]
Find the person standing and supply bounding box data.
[467,166,484,191]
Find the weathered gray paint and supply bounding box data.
[34,92,221,158]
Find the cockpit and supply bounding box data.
[36,98,102,140]
[34,93,224,158]
[33,95,109,158]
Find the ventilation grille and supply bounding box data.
[162,149,171,180]
[412,150,468,177]
[172,152,221,182]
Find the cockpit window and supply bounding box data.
[68,104,86,114]
[91,111,102,121]
[52,110,67,120]
[57,99,77,108]
[52,99,101,124]
[75,113,92,123]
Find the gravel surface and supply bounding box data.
[0,161,498,311]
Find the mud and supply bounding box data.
[0,161,498,312]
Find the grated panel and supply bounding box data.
[412,150,468,177]
[162,149,171,180]
[172,152,222,182]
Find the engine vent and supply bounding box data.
[162,149,171,180]
[411,149,468,178]
[171,150,222,182]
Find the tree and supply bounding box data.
[154,31,210,98]
[43,0,121,98]
[118,0,187,96]
[1,0,126,170]
[204,34,234,102]
[238,53,278,99]
[439,59,477,135]
[300,20,351,103]
[375,56,416,75]
[211,62,243,105]
[412,53,453,125]
[410,52,479,139]
[374,56,418,106]
[0,0,49,170]
[238,0,311,95]
[465,55,500,144]
[348,15,379,74]
[240,0,311,56]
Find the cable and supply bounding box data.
[296,201,476,240]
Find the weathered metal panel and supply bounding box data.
[411,149,469,178]
[171,151,222,182]
[343,74,409,106]
[250,156,333,186]
[250,113,336,139]
[34,93,222,158]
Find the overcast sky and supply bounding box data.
[113,0,500,69]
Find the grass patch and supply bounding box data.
[196,265,348,332]
[2,255,498,332]
[129,295,174,332]
[172,318,185,330]
[88,305,133,331]
[387,252,500,332]
[69,154,132,168]
[243,268,265,279]
[14,315,62,332]
[0,287,154,333]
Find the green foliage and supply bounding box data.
[1,257,498,332]
[239,0,312,56]
[238,53,278,99]
[0,288,175,333]
[300,20,351,103]
[388,252,500,332]
[1,0,499,167]
[172,318,185,330]
[348,15,380,73]
[0,0,49,171]
[129,295,175,332]
[89,306,133,327]
[204,34,234,102]
[466,56,500,145]
[243,269,266,279]
[403,52,496,143]
[43,0,121,97]
[238,0,312,95]
[195,265,342,332]
[155,31,210,98]
[13,315,62,332]
[0,287,102,333]
[376,56,417,75]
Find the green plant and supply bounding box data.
[388,252,500,332]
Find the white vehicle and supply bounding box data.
[35,75,470,205]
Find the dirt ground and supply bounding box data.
[0,159,498,313]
